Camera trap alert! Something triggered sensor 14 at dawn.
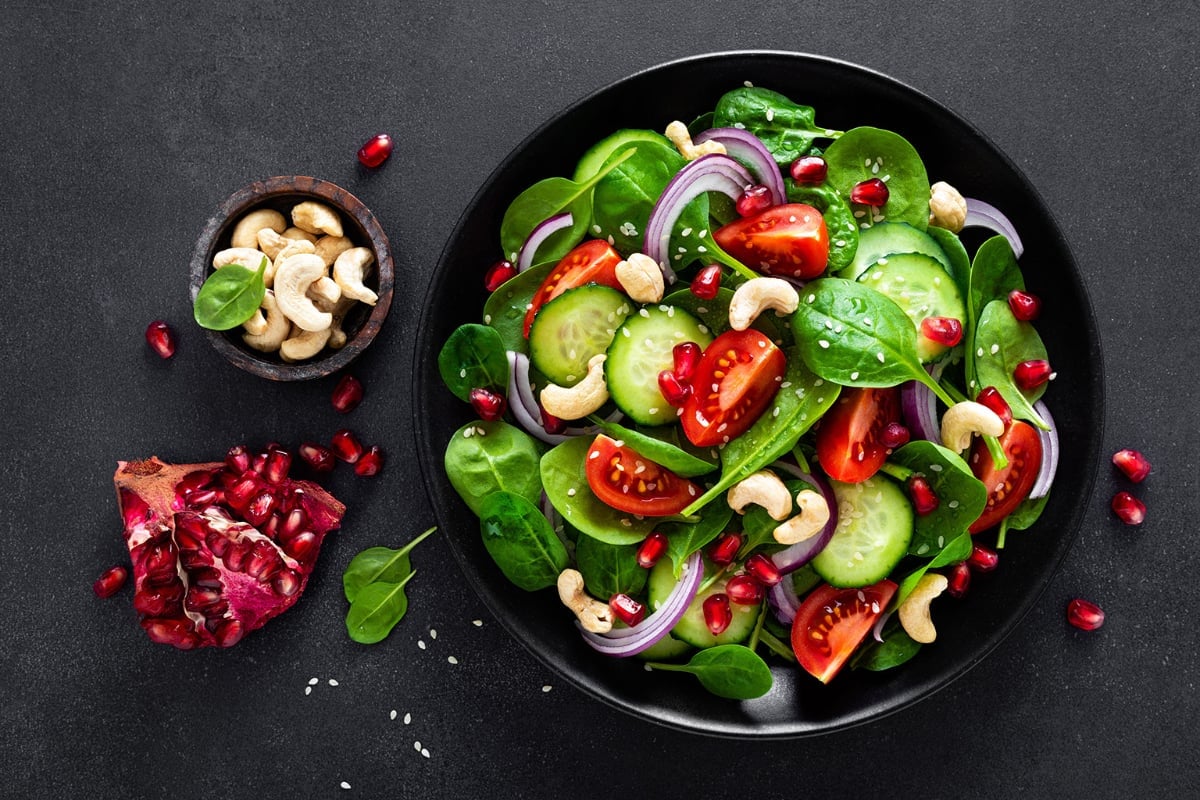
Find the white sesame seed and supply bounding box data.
[305,686,312,696]
[404,712,412,724]
[681,227,693,236]
[448,656,458,664]
[341,781,351,790]
[542,685,553,693]
[390,709,397,720]
[876,352,885,363]
[472,619,483,627]
[948,500,960,509]
[850,371,859,380]
[418,640,426,649]
[818,339,830,349]
[990,344,1000,355]
[308,678,319,685]
[430,629,437,640]
[459,368,466,378]
[414,741,422,752]
[483,314,492,324]
[977,347,985,357]
[421,748,430,759]
[328,679,339,686]
[766,108,775,122]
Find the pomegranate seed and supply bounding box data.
[1066,598,1105,631]
[976,386,1013,427]
[330,429,364,464]
[635,531,669,569]
[280,507,310,542]
[356,133,393,168]
[744,553,782,586]
[540,407,566,435]
[789,155,828,185]
[225,444,251,474]
[920,316,963,347]
[470,387,506,421]
[331,374,365,414]
[484,259,518,292]
[1112,449,1151,482]
[672,341,702,383]
[1013,359,1053,391]
[708,532,742,566]
[355,446,385,477]
[1111,491,1146,525]
[176,469,215,496]
[142,618,199,650]
[261,512,283,539]
[881,422,910,449]
[609,593,646,627]
[273,569,302,597]
[1007,289,1042,321]
[726,574,764,605]
[214,619,246,648]
[244,491,278,527]
[263,448,291,484]
[283,531,319,561]
[658,370,692,407]
[145,320,176,359]
[703,593,733,635]
[93,566,128,598]
[968,543,999,573]
[298,441,336,473]
[735,184,774,217]
[226,474,265,512]
[850,177,889,206]
[908,476,940,515]
[946,562,971,598]
[690,265,722,300]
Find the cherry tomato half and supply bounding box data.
[968,420,1043,533]
[791,580,897,684]
[815,387,901,484]
[522,239,623,337]
[680,329,787,447]
[584,435,700,517]
[712,203,829,279]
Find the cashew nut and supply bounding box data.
[929,181,968,233]
[773,489,831,545]
[727,470,791,521]
[314,235,354,268]
[940,400,1006,453]
[307,276,342,307]
[241,306,269,337]
[615,252,665,304]
[256,228,295,260]
[539,354,609,420]
[728,277,800,331]
[279,324,332,362]
[268,237,316,289]
[557,569,613,634]
[242,290,290,352]
[273,253,334,332]
[332,247,378,305]
[230,208,286,249]
[664,120,727,161]
[291,201,344,237]
[326,297,358,349]
[213,247,269,271]
[281,226,318,243]
[898,572,949,644]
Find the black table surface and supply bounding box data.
[3,3,1197,798]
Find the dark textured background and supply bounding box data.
[1,2,1196,798]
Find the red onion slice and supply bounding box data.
[1029,400,1060,499]
[578,552,704,656]
[693,127,786,206]
[516,212,573,272]
[767,574,802,626]
[768,462,838,573]
[963,198,1024,259]
[505,351,604,444]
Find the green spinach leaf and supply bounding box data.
[712,87,839,166]
[193,256,267,330]
[444,420,543,515]
[437,323,510,402]
[890,441,987,557]
[574,535,647,598]
[1006,492,1049,532]
[973,300,1050,428]
[824,127,930,230]
[740,478,812,553]
[853,616,922,671]
[540,436,652,544]
[647,644,773,700]
[785,179,859,273]
[482,260,554,354]
[345,571,416,644]
[660,500,734,577]
[342,526,437,603]
[588,417,716,478]
[895,531,972,606]
[478,490,569,591]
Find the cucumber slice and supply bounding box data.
[648,558,758,648]
[529,285,632,387]
[858,252,966,362]
[605,304,713,425]
[837,221,952,281]
[573,129,673,183]
[811,475,914,588]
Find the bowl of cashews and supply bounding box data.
[189,175,394,380]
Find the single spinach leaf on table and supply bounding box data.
[345,571,416,644]
[482,260,554,354]
[890,441,987,557]
[659,500,734,578]
[342,526,438,603]
[588,417,716,478]
[478,490,569,591]
[574,535,647,598]
[786,179,860,274]
[540,436,652,545]
[444,420,543,516]
[193,256,268,330]
[437,324,510,402]
[647,643,773,700]
[712,87,839,166]
[973,299,1050,428]
[824,127,930,231]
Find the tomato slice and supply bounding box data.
[968,420,1044,533]
[814,387,900,484]
[680,329,787,447]
[712,203,829,279]
[522,239,623,336]
[584,435,700,517]
[791,580,897,684]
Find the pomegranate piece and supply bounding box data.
[225,444,251,474]
[708,532,742,566]
[331,429,365,464]
[744,553,782,586]
[331,374,365,414]
[263,448,292,484]
[789,155,828,186]
[920,316,963,347]
[1013,359,1053,391]
[298,441,336,473]
[469,387,506,421]
[609,593,646,627]
[968,543,999,573]
[356,133,393,168]
[976,386,1013,427]
[145,320,176,359]
[725,574,764,605]
[93,565,128,598]
[908,476,940,516]
[690,264,722,300]
[946,561,971,598]
[1111,491,1146,525]
[540,405,566,435]
[703,593,733,635]
[113,455,345,649]
[657,370,691,407]
[484,260,518,292]
[1007,289,1042,321]
[672,342,702,384]
[635,531,668,569]
[1067,598,1105,631]
[1112,449,1151,482]
[355,446,386,477]
[736,184,774,218]
[880,421,910,449]
[850,178,889,207]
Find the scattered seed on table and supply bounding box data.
[404,712,412,725]
[421,748,430,759]
[414,741,422,752]
[305,686,312,695]
[340,781,351,790]
[430,628,437,639]
[447,656,458,665]
[542,685,552,693]
[389,710,397,720]
[308,678,319,686]
[329,679,339,687]
[418,640,426,650]
[472,619,483,627]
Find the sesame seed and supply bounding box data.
[766,108,774,122]
[328,679,339,686]
[341,781,352,790]
[305,686,312,696]
[472,619,483,627]
[390,710,398,720]
[977,347,985,357]
[814,379,824,386]
[850,371,859,380]
[448,656,458,665]
[430,628,437,640]
[818,339,830,349]
[542,685,553,693]
[681,227,693,236]
[990,344,1000,355]
[414,741,422,752]
[930,464,944,472]
[948,500,960,509]
[876,352,885,363]
[567,487,576,496]
[418,639,426,649]
[422,749,430,759]
[743,79,754,87]
[459,368,466,378]
[483,314,492,324]
[404,712,412,724]
[308,678,319,685]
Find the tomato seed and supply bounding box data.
[1066,598,1105,631]
[1112,449,1151,483]
[850,178,889,207]
[484,260,517,292]
[789,155,828,185]
[690,265,722,300]
[1111,491,1146,525]
[357,133,393,168]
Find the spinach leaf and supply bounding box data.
[574,535,647,598]
[824,127,930,230]
[895,531,972,606]
[647,644,773,700]
[588,417,716,478]
[740,478,812,553]
[482,260,554,354]
[925,225,971,302]
[193,256,267,330]
[967,235,1025,331]
[540,436,652,544]
[478,491,569,591]
[853,616,922,671]
[973,300,1050,428]
[662,285,789,343]
[437,323,510,402]
[890,441,987,557]
[712,87,838,166]
[1006,492,1049,532]
[660,500,734,577]
[444,420,543,515]
[345,571,416,644]
[342,526,437,603]
[785,180,859,274]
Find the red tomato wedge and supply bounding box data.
[968,420,1043,533]
[680,329,787,447]
[522,239,623,336]
[713,203,829,279]
[584,435,700,517]
[815,387,901,484]
[791,580,897,684]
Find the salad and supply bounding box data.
[437,86,1059,699]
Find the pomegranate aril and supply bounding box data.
[881,422,910,449]
[356,133,393,168]
[1111,491,1146,525]
[703,593,733,635]
[134,581,185,617]
[355,446,385,477]
[283,531,319,562]
[736,184,774,217]
[214,618,246,648]
[205,530,231,558]
[226,474,264,512]
[920,316,963,347]
[93,566,128,599]
[247,541,282,580]
[1112,449,1151,483]
[690,264,722,300]
[657,370,692,407]
[609,593,646,627]
[850,177,889,206]
[1066,598,1105,631]
[470,387,506,421]
[184,586,223,614]
[1013,359,1053,391]
[142,618,199,650]
[484,259,518,292]
[708,532,742,566]
[976,386,1013,427]
[331,373,365,414]
[946,561,971,598]
[223,539,254,573]
[636,531,669,569]
[145,320,176,359]
[908,476,940,516]
[176,469,215,496]
[968,543,999,573]
[744,553,782,586]
[789,155,828,185]
[263,448,292,484]
[225,444,252,475]
[243,491,278,527]
[540,406,566,435]
[281,507,310,542]
[1007,289,1042,321]
[726,574,764,605]
[183,488,223,509]
[141,542,179,585]
[331,429,364,464]
[272,569,302,597]
[672,341,702,383]
[298,442,336,473]
[261,512,283,539]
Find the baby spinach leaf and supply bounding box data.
[588,417,716,478]
[540,436,652,545]
[647,643,773,700]
[660,500,733,577]
[193,257,267,330]
[478,491,569,591]
[824,127,930,230]
[345,571,416,644]
[973,300,1050,428]
[895,531,972,606]
[925,225,971,302]
[785,179,859,273]
[574,535,647,598]
[482,260,554,354]
[968,235,1025,329]
[444,420,543,516]
[853,616,922,671]
[437,324,510,402]
[712,87,838,166]
[890,441,987,557]
[342,526,437,604]
[1006,492,1049,532]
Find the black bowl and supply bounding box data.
[413,52,1103,737]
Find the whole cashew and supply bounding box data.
[929,181,968,233]
[941,401,1006,453]
[898,572,949,644]
[256,228,293,260]
[332,247,378,305]
[242,290,290,352]
[291,201,344,237]
[241,306,269,337]
[728,277,800,331]
[273,254,334,332]
[268,237,316,289]
[213,247,269,271]
[326,297,358,349]
[279,324,332,362]
[615,252,664,304]
[314,235,354,268]
[557,569,613,634]
[773,489,831,545]
[308,276,342,307]
[230,208,286,249]
[727,470,791,521]
[664,120,727,161]
[540,354,609,420]
[281,226,318,243]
